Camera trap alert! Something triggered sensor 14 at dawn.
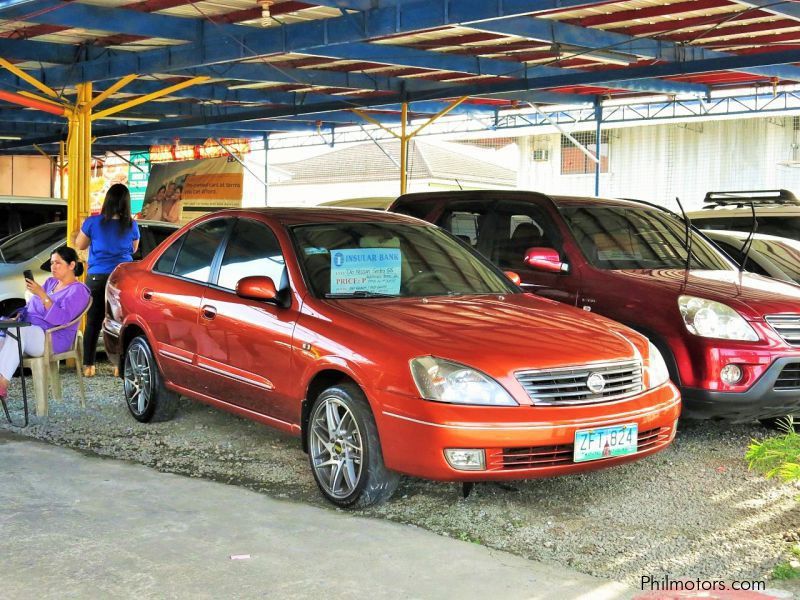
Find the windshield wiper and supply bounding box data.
[0,247,6,263]
[324,291,399,298]
[675,196,693,271]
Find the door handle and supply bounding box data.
[142,288,153,301]
[201,305,217,320]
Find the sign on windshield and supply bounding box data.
[330,248,401,295]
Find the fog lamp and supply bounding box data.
[444,449,485,471]
[720,364,743,385]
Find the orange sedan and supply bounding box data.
[104,208,681,507]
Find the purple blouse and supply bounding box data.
[21,278,91,354]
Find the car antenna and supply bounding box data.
[454,179,464,190]
[674,196,693,272]
[739,201,758,272]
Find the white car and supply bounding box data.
[0,220,178,316]
[703,230,800,286]
[689,189,800,241]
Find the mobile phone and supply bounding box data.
[23,269,33,281]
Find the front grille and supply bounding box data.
[515,359,643,405]
[766,315,800,346]
[488,427,668,470]
[775,363,800,389]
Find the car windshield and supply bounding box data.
[559,205,734,271]
[291,221,517,298]
[0,223,65,263]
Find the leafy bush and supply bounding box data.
[746,418,800,482]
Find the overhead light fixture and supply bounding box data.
[0,135,21,140]
[259,0,274,26]
[550,43,636,66]
[94,115,161,122]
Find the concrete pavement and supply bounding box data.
[0,431,634,600]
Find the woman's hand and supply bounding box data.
[25,278,45,298]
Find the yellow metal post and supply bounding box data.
[58,141,65,200]
[67,82,92,248]
[400,102,408,195]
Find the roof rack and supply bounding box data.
[703,189,800,207]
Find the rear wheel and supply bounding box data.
[307,383,399,508]
[123,336,178,423]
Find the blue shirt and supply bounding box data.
[81,215,140,275]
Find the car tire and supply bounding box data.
[123,335,178,423]
[758,415,799,431]
[307,383,399,508]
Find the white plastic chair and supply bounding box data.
[23,298,92,417]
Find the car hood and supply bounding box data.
[325,294,643,372]
[606,269,800,318]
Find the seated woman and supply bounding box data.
[0,246,90,399]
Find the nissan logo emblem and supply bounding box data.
[586,372,606,394]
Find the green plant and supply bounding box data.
[772,561,800,580]
[746,418,800,482]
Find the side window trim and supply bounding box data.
[208,217,237,287]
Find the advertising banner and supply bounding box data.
[139,156,243,224]
[127,151,150,214]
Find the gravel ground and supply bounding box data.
[3,363,800,590]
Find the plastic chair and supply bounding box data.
[23,298,92,417]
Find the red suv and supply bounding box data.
[104,208,679,507]
[390,191,800,424]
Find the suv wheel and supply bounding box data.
[307,383,399,508]
[123,336,178,423]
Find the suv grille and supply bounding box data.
[766,315,800,346]
[776,363,800,389]
[515,359,643,405]
[488,427,667,470]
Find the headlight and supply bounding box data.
[410,356,518,406]
[678,295,758,341]
[646,341,670,389]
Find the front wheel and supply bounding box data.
[123,335,178,423]
[307,383,399,508]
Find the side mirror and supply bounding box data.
[524,247,566,274]
[236,276,278,302]
[503,271,521,286]
[40,260,51,272]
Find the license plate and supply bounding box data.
[573,423,638,463]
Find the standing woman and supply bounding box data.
[75,183,140,377]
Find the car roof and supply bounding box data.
[207,207,430,227]
[395,190,662,212]
[0,196,66,206]
[688,206,800,218]
[703,229,800,246]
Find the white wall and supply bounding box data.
[518,116,800,211]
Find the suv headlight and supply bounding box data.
[678,295,758,341]
[410,356,518,406]
[646,341,670,389]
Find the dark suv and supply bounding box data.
[390,191,800,423]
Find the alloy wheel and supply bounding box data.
[124,342,152,417]
[309,396,364,499]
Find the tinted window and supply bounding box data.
[217,219,286,291]
[291,221,515,298]
[560,206,732,270]
[172,219,229,283]
[0,222,65,263]
[694,216,800,241]
[153,231,185,273]
[481,201,562,271]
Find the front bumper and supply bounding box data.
[682,357,800,422]
[375,383,681,481]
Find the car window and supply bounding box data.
[216,219,287,291]
[291,221,516,298]
[0,222,65,263]
[750,239,800,283]
[560,206,733,270]
[694,216,800,241]
[482,201,563,271]
[172,219,229,283]
[153,231,185,274]
[139,224,176,258]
